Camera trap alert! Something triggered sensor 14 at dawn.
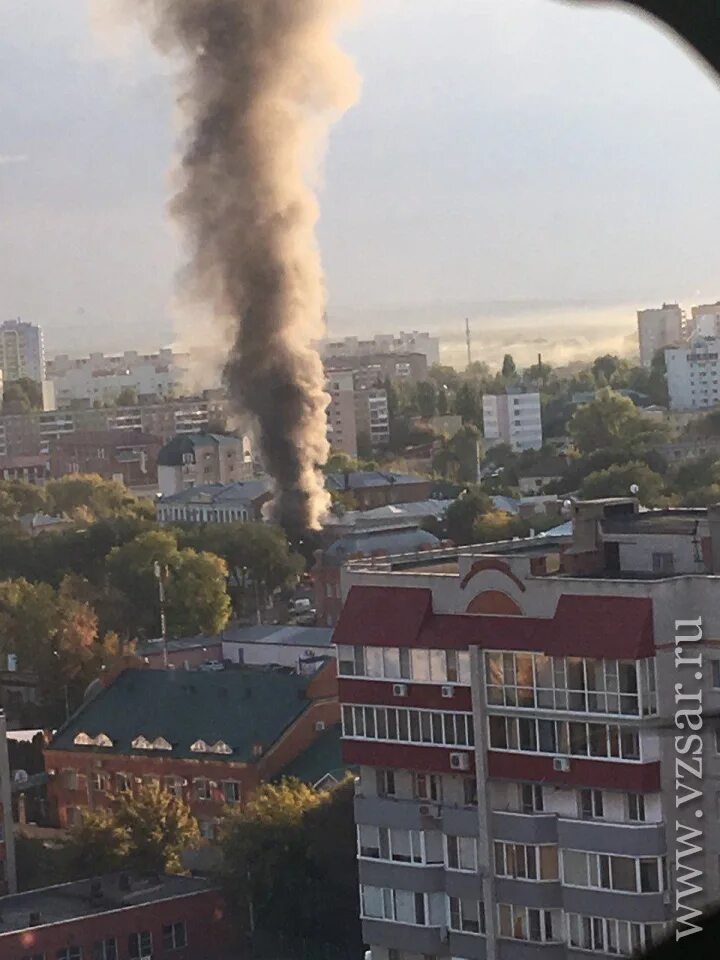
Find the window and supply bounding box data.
[165,775,183,799]
[359,885,428,925]
[463,778,478,806]
[128,932,152,959]
[337,644,365,676]
[489,715,641,761]
[448,896,485,934]
[446,835,477,872]
[62,769,78,790]
[414,773,442,802]
[579,789,604,820]
[494,842,558,881]
[652,552,675,575]
[93,940,117,960]
[143,774,160,789]
[194,778,211,801]
[567,914,666,955]
[343,703,473,748]
[628,793,646,822]
[376,769,396,798]
[222,780,241,803]
[712,661,720,689]
[91,772,110,792]
[562,850,665,893]
[520,783,543,813]
[56,952,82,960]
[115,773,131,793]
[21,954,45,960]
[162,922,188,950]
[498,905,557,942]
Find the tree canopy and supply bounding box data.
[568,388,668,456]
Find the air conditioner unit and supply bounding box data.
[314,720,326,732]
[441,685,454,698]
[419,803,441,818]
[449,751,471,771]
[392,683,408,697]
[553,757,571,772]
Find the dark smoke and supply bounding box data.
[134,0,359,533]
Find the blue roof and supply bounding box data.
[160,478,273,505]
[325,525,441,564]
[326,471,429,491]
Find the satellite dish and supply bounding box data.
[13,769,28,784]
[630,484,640,495]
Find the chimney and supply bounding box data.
[708,504,720,573]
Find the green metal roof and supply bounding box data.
[276,725,348,786]
[49,668,311,763]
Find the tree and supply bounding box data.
[592,354,622,385]
[45,475,152,522]
[115,387,139,407]
[323,451,358,475]
[453,381,482,424]
[67,784,200,875]
[415,380,438,419]
[2,377,43,414]
[501,353,517,381]
[568,388,667,456]
[220,779,361,954]
[0,480,46,518]
[580,461,666,506]
[445,487,493,544]
[449,424,482,483]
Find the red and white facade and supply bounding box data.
[336,499,720,960]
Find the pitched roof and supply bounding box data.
[276,724,347,786]
[49,667,312,762]
[324,526,441,565]
[157,432,242,466]
[159,478,273,506]
[326,470,429,491]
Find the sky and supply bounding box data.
[1,0,720,366]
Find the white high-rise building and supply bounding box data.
[0,319,45,383]
[636,304,683,367]
[665,335,720,410]
[689,302,720,338]
[483,391,543,451]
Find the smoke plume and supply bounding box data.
[134,0,360,533]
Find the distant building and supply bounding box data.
[665,336,720,410]
[326,351,428,387]
[157,433,254,496]
[0,711,16,894]
[325,471,434,510]
[317,331,440,366]
[483,391,543,451]
[49,430,162,488]
[156,478,273,524]
[0,872,231,957]
[325,371,390,457]
[0,455,49,485]
[45,664,342,835]
[688,301,720,338]
[637,303,684,367]
[0,319,45,383]
[47,348,191,407]
[517,456,566,495]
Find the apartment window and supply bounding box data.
[463,778,478,806]
[579,789,604,820]
[376,769,396,798]
[494,841,558,881]
[652,552,675,575]
[520,783,543,813]
[715,727,720,754]
[194,778,211,801]
[628,793,646,822]
[498,905,557,942]
[489,715,640,761]
[414,773,442,802]
[56,951,82,960]
[143,774,160,789]
[92,940,117,960]
[165,775,183,799]
[128,932,152,959]
[360,885,428,926]
[115,772,131,793]
[446,835,477,872]
[222,780,242,804]
[567,914,666,955]
[448,896,485,934]
[712,661,720,689]
[343,704,474,748]
[91,772,110,792]
[162,922,188,950]
[337,644,365,676]
[62,768,79,790]
[562,850,664,893]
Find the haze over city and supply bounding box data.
[2,0,720,367]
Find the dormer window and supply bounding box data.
[131,736,152,750]
[95,733,113,748]
[191,739,208,753]
[211,740,232,755]
[73,732,94,747]
[152,737,172,751]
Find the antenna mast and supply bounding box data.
[465,318,472,368]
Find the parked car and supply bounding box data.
[198,660,225,672]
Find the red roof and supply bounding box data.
[334,586,654,658]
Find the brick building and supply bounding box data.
[45,664,342,838]
[49,431,163,487]
[335,498,720,960]
[326,471,434,511]
[0,872,232,959]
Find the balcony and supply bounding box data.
[361,919,448,956]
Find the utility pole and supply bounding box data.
[465,318,472,368]
[154,561,168,669]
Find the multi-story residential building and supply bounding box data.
[45,663,342,837]
[688,301,720,337]
[326,371,390,457]
[157,432,254,496]
[317,332,441,367]
[0,454,49,485]
[637,304,684,367]
[0,872,231,959]
[336,496,720,960]
[326,352,429,388]
[49,430,163,488]
[155,478,273,524]
[483,392,543,452]
[0,319,45,383]
[0,711,16,895]
[47,348,191,407]
[665,335,720,410]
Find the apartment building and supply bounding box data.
[637,304,683,367]
[155,478,273,524]
[49,430,162,487]
[0,319,45,383]
[318,332,441,367]
[47,348,191,407]
[45,663,341,838]
[157,432,254,496]
[665,335,720,410]
[326,371,390,457]
[483,392,543,452]
[688,302,720,337]
[335,496,720,960]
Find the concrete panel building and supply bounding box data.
[483,392,543,452]
[334,497,720,960]
[637,304,683,367]
[0,319,45,383]
[665,336,720,410]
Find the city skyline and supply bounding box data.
[2,1,720,363]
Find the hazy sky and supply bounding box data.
[1,0,720,361]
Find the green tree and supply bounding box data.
[453,381,482,424]
[115,387,139,407]
[580,461,665,506]
[501,353,517,381]
[2,377,43,414]
[592,354,622,385]
[568,388,667,456]
[415,380,438,419]
[220,779,361,954]
[0,480,47,518]
[445,487,493,544]
[323,451,359,474]
[67,784,200,875]
[45,475,152,522]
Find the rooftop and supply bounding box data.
[158,478,273,506]
[324,525,441,566]
[326,470,430,492]
[276,724,347,787]
[49,667,313,762]
[157,432,243,466]
[0,873,215,936]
